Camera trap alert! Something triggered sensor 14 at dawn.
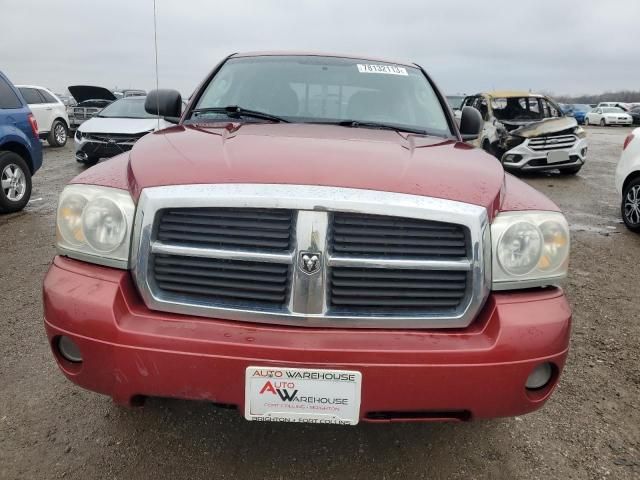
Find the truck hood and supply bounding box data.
[68,85,117,103]
[502,117,578,138]
[125,123,505,211]
[78,117,171,134]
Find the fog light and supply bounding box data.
[57,336,82,363]
[503,154,522,163]
[526,363,552,389]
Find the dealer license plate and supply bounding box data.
[245,366,362,425]
[547,150,570,164]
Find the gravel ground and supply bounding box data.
[0,126,638,479]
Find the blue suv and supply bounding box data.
[0,70,42,213]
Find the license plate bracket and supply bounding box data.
[245,366,362,425]
[547,150,570,164]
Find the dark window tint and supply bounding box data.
[0,76,22,109]
[19,87,45,104]
[39,89,58,104]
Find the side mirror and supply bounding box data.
[459,106,483,141]
[145,89,182,123]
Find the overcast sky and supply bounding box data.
[2,0,639,98]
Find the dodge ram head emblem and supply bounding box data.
[299,252,322,274]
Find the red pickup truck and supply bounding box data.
[44,53,571,425]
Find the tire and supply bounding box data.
[77,156,99,167]
[600,118,606,127]
[584,117,589,126]
[621,178,640,232]
[0,151,32,213]
[482,140,498,159]
[559,165,582,175]
[47,119,68,147]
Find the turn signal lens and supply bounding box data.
[57,194,87,246]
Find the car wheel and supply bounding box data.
[78,156,99,167]
[0,151,32,213]
[48,120,67,147]
[621,179,640,232]
[559,165,582,175]
[600,118,606,127]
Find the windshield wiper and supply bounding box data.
[335,120,427,135]
[189,106,289,123]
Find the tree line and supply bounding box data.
[552,90,640,104]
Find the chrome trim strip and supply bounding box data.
[327,255,472,271]
[288,211,329,315]
[57,246,128,269]
[151,241,294,264]
[130,184,490,329]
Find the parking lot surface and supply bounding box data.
[1,127,639,480]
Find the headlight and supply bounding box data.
[492,211,569,290]
[56,185,135,268]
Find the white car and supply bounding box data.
[75,96,173,166]
[16,85,70,147]
[615,128,640,231]
[597,102,629,111]
[585,107,633,126]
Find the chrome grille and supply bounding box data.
[72,107,100,120]
[132,185,489,329]
[86,132,147,144]
[528,134,577,151]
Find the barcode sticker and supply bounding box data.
[357,64,408,76]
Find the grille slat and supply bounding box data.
[331,213,467,259]
[156,207,294,252]
[331,278,466,289]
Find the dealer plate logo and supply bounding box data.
[299,251,322,275]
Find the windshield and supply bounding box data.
[97,97,157,118]
[191,56,452,137]
[490,96,560,121]
[603,107,625,113]
[573,104,591,112]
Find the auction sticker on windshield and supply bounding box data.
[245,367,362,425]
[357,64,408,76]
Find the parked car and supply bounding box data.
[68,85,116,129]
[446,94,465,112]
[628,105,640,125]
[16,85,69,147]
[584,107,633,126]
[559,103,574,117]
[615,128,640,231]
[75,96,173,166]
[461,91,587,174]
[0,71,42,212]
[596,102,630,111]
[570,104,592,125]
[44,52,572,425]
[122,89,146,98]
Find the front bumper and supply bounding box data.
[502,137,588,172]
[74,136,134,162]
[43,256,572,422]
